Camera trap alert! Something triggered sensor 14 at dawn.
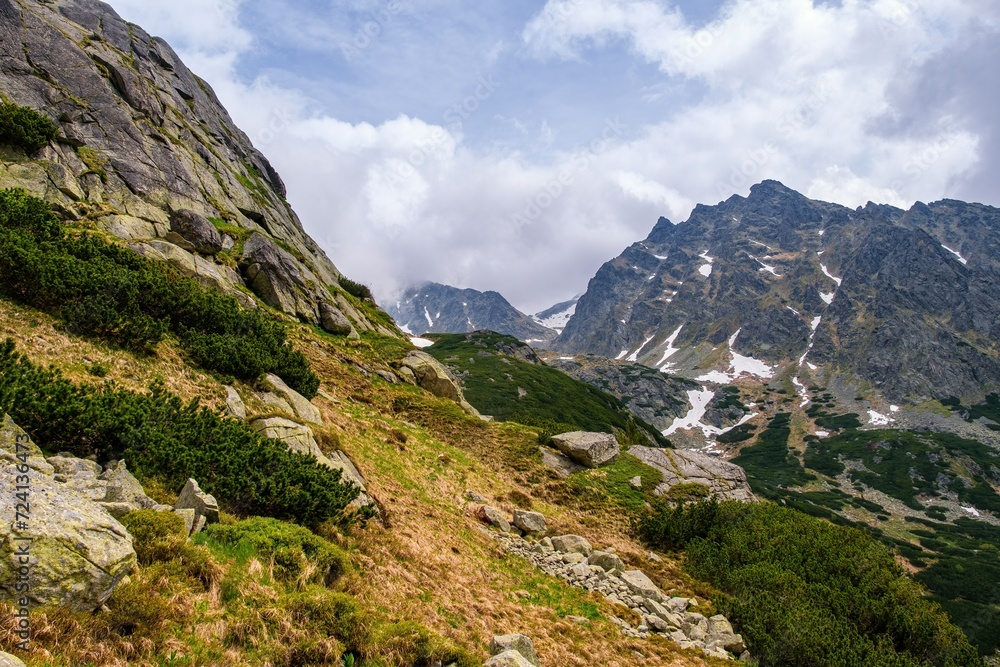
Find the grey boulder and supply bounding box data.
[489,634,539,667]
[0,416,136,612]
[549,432,619,468]
[169,209,224,254]
[512,510,546,534]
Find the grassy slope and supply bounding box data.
[0,297,720,667]
[421,332,668,444]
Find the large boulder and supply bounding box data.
[319,302,358,338]
[550,535,593,557]
[168,209,224,254]
[0,651,26,667]
[239,232,318,323]
[399,351,480,417]
[620,569,665,602]
[512,510,546,534]
[549,432,619,468]
[264,373,322,425]
[489,634,540,667]
[131,240,255,309]
[0,415,136,612]
[250,417,372,507]
[629,446,756,502]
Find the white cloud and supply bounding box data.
[103,0,999,314]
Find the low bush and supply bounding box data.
[638,499,985,667]
[201,518,350,587]
[0,188,318,397]
[0,340,363,528]
[0,103,58,152]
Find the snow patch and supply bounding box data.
[663,389,718,437]
[615,349,629,360]
[410,337,435,349]
[807,362,818,371]
[941,244,968,265]
[654,254,668,260]
[696,329,774,382]
[820,292,835,305]
[752,255,782,276]
[533,301,577,332]
[961,506,981,518]
[698,251,714,277]
[818,230,825,236]
[423,307,434,329]
[626,335,657,363]
[867,410,896,426]
[656,325,685,369]
[815,430,830,438]
[798,317,822,367]
[820,264,843,286]
[787,306,801,316]
[399,322,413,335]
[792,376,810,407]
[890,405,900,413]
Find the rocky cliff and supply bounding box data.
[554,181,1000,403]
[0,0,396,337]
[386,282,556,342]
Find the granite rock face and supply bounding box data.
[554,180,1000,402]
[0,0,396,336]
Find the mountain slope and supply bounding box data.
[555,181,1000,403]
[386,282,556,341]
[0,0,396,337]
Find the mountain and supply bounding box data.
[0,0,396,338]
[385,282,557,341]
[554,180,1000,404]
[532,296,580,333]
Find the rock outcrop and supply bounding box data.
[250,417,372,507]
[0,415,136,612]
[400,351,481,416]
[174,478,219,535]
[488,635,540,667]
[549,432,620,468]
[630,447,756,502]
[0,0,395,336]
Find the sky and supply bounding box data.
[106,0,1000,314]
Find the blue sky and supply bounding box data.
[108,0,999,314]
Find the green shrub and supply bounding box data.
[0,188,318,397]
[0,103,58,152]
[0,340,362,528]
[121,509,187,564]
[638,499,985,667]
[338,277,374,301]
[202,517,350,586]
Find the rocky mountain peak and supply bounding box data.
[556,182,1000,403]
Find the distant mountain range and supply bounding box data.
[383,282,559,342]
[554,180,1000,404]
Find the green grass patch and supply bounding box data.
[424,332,667,444]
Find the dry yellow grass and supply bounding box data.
[1,302,722,667]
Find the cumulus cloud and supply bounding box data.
[106,0,999,314]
